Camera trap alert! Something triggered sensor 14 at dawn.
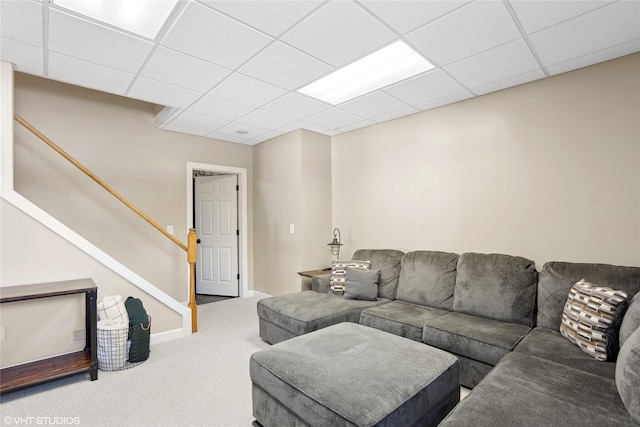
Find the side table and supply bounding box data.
[0,279,98,394]
[297,269,331,291]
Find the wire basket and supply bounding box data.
[97,319,128,371]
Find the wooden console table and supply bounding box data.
[297,269,331,278]
[0,279,98,394]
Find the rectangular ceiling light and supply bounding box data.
[53,0,178,39]
[298,41,434,105]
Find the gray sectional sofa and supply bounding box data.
[256,249,640,425]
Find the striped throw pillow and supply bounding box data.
[560,279,628,361]
[329,260,371,295]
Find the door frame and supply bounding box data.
[186,162,248,298]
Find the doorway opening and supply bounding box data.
[186,162,249,300]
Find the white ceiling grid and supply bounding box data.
[1,0,639,145]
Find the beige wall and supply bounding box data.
[11,73,254,302]
[0,199,182,367]
[301,130,333,271]
[253,130,331,295]
[332,53,640,269]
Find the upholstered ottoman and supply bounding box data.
[250,322,460,427]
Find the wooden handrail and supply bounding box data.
[14,114,187,251]
[15,114,199,333]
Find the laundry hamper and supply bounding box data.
[96,319,128,371]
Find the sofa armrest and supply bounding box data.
[312,274,331,293]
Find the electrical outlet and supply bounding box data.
[0,326,5,341]
[167,225,174,235]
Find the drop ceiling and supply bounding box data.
[1,0,639,145]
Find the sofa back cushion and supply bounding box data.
[453,253,538,326]
[396,251,459,310]
[537,261,640,330]
[352,249,404,300]
[620,292,640,348]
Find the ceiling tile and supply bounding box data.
[281,1,397,67]
[3,0,638,146]
[337,119,375,133]
[239,41,333,90]
[358,0,470,35]
[1,37,44,75]
[140,47,231,93]
[162,2,272,70]
[187,95,254,121]
[277,120,331,135]
[208,73,287,108]
[339,91,411,119]
[250,130,284,143]
[163,123,210,137]
[529,1,640,67]
[200,0,323,37]
[546,39,640,76]
[406,1,521,66]
[215,122,270,140]
[416,91,474,111]
[472,69,546,96]
[48,10,154,73]
[261,92,331,120]
[384,69,467,105]
[1,0,43,47]
[445,39,541,89]
[48,52,135,95]
[372,106,420,123]
[236,109,296,131]
[169,111,227,133]
[128,77,202,108]
[304,108,365,130]
[206,132,250,144]
[509,0,614,34]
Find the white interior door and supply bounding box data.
[195,175,239,296]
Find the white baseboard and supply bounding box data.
[246,290,270,298]
[150,327,190,345]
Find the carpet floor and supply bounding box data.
[0,295,270,427]
[0,294,470,426]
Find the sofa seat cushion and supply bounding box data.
[516,327,617,379]
[359,300,449,342]
[439,352,637,427]
[257,291,389,337]
[422,312,531,365]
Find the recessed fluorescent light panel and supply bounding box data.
[53,0,178,39]
[298,41,434,105]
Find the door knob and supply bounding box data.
[197,239,201,244]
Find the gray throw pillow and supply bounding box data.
[620,292,640,348]
[616,326,640,424]
[330,260,372,295]
[343,268,379,301]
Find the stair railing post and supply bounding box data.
[187,228,198,333]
